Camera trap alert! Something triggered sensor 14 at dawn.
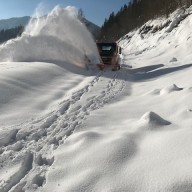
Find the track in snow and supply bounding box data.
[0,69,129,192]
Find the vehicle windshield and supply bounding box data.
[97,43,117,56]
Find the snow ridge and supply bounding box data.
[140,111,171,127]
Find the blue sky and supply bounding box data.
[0,0,129,26]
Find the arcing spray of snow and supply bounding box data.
[0,6,100,68]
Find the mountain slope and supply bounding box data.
[118,7,192,65]
[0,16,100,39]
[0,16,30,30]
[80,17,100,38]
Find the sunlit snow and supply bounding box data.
[1,5,192,192]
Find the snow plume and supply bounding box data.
[0,6,100,68]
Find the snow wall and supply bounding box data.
[0,6,100,68]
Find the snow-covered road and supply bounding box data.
[0,68,131,192]
[2,5,192,192]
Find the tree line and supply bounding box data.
[0,26,24,44]
[99,0,192,41]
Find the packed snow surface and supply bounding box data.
[1,5,192,192]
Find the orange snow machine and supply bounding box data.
[96,42,122,71]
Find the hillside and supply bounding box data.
[80,17,100,39]
[0,16,30,30]
[0,15,100,41]
[1,6,192,192]
[118,7,192,66]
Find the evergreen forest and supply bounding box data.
[99,0,192,41]
[0,26,24,44]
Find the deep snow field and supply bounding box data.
[1,5,192,192]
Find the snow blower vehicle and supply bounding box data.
[96,42,122,71]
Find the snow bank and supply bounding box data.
[118,7,192,67]
[0,6,100,68]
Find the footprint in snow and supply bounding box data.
[40,114,58,129]
[169,57,178,62]
[36,154,54,166]
[59,101,70,115]
[32,174,46,187]
[68,105,81,113]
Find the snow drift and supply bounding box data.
[0,6,100,68]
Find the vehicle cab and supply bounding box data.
[96,42,121,70]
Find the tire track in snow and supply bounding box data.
[0,70,128,191]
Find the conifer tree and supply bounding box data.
[99,0,192,41]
